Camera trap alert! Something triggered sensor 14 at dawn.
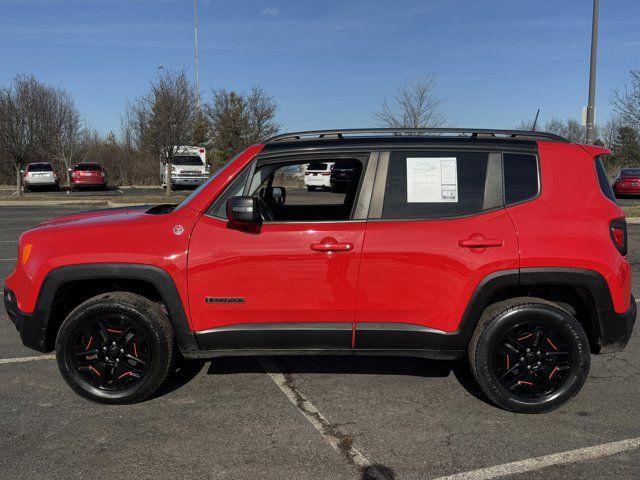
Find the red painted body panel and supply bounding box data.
[4,145,266,326]
[507,142,630,313]
[355,210,519,332]
[187,215,365,331]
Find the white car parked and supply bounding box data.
[304,162,334,191]
[22,162,60,192]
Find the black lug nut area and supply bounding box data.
[70,316,151,391]
[494,322,573,399]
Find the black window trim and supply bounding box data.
[207,151,376,224]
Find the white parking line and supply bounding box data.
[258,357,381,475]
[0,240,17,243]
[0,258,17,261]
[0,354,55,365]
[429,437,640,480]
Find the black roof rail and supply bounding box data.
[265,128,570,143]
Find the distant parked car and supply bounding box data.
[330,160,355,192]
[613,168,640,197]
[70,162,107,191]
[304,162,334,190]
[22,162,60,192]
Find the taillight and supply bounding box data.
[610,219,627,256]
[305,172,311,175]
[321,172,331,176]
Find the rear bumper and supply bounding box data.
[3,288,48,353]
[71,179,105,186]
[597,294,636,353]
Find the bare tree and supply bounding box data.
[375,76,446,129]
[611,69,640,130]
[125,69,198,196]
[541,117,589,143]
[0,74,81,195]
[49,89,83,187]
[204,86,280,166]
[245,87,280,144]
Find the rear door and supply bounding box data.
[355,149,519,347]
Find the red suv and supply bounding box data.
[4,128,635,413]
[70,162,107,191]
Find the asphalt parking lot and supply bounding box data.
[1,205,640,480]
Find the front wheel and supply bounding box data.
[56,292,174,404]
[469,297,590,413]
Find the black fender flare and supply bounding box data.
[35,264,197,353]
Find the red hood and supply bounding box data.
[35,205,151,229]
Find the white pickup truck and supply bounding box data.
[160,146,210,188]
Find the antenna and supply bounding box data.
[532,109,541,131]
[194,0,201,110]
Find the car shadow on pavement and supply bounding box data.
[150,356,207,400]
[203,355,493,407]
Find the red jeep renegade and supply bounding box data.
[4,128,636,413]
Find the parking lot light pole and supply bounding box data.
[586,0,599,144]
[194,0,201,111]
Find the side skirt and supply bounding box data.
[183,348,464,361]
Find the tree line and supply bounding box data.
[0,70,280,195]
[2,69,640,194]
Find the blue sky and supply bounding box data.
[1,0,638,135]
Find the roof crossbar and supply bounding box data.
[265,128,569,143]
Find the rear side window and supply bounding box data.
[381,151,501,219]
[596,156,616,203]
[503,154,539,205]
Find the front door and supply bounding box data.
[187,154,372,349]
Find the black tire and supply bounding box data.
[307,186,315,191]
[468,297,590,413]
[24,186,30,193]
[56,292,174,404]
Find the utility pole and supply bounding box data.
[586,0,599,144]
[194,0,201,111]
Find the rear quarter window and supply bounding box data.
[503,153,539,205]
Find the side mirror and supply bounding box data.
[67,168,72,172]
[226,196,260,225]
[271,186,286,205]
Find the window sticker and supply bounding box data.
[406,157,458,203]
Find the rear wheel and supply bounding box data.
[307,186,315,191]
[469,297,590,413]
[56,292,174,404]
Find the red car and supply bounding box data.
[70,162,107,190]
[4,128,635,412]
[613,167,640,197]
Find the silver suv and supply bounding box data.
[23,162,60,192]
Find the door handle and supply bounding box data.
[458,237,503,248]
[310,237,354,252]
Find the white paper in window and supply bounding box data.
[406,157,458,203]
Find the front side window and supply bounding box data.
[381,151,501,219]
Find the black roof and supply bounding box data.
[265,128,569,144]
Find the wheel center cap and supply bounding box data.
[107,346,119,358]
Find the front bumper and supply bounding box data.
[3,288,48,352]
[172,177,208,186]
[597,294,636,353]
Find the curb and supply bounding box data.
[627,218,640,225]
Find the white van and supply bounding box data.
[161,146,209,188]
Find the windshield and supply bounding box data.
[28,163,53,172]
[175,154,241,211]
[74,163,101,171]
[173,155,203,166]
